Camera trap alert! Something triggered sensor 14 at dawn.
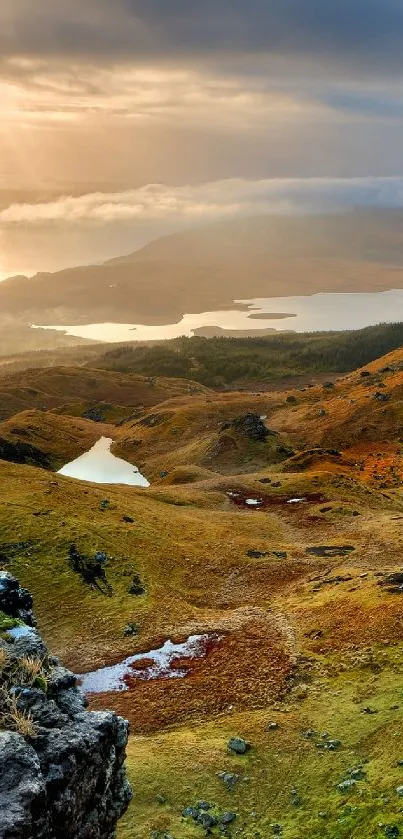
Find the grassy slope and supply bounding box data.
[2,350,403,837]
[1,455,403,837]
[0,410,115,469]
[0,366,209,422]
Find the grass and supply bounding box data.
[118,656,403,839]
[0,649,48,737]
[1,350,403,832]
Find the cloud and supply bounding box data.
[3,176,403,227]
[1,0,403,77]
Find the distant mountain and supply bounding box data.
[2,209,403,332]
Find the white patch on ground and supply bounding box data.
[78,634,214,694]
[287,497,306,504]
[58,437,149,486]
[245,498,263,506]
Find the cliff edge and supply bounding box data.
[0,572,132,839]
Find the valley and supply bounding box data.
[1,341,403,838]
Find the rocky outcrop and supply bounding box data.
[223,414,274,442]
[0,573,132,839]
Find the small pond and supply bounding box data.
[58,437,149,486]
[79,634,217,693]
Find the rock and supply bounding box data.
[259,478,271,484]
[197,812,218,830]
[268,722,279,731]
[384,827,399,838]
[305,545,355,558]
[360,371,371,377]
[220,813,237,825]
[270,824,282,835]
[0,575,132,839]
[182,807,199,820]
[228,737,250,755]
[328,739,342,750]
[318,409,327,417]
[128,574,146,596]
[379,573,403,588]
[286,395,297,404]
[82,407,105,423]
[122,515,135,523]
[123,623,139,637]
[196,801,212,811]
[350,768,366,780]
[0,572,35,626]
[375,391,390,402]
[396,786,403,797]
[230,414,274,442]
[323,381,335,389]
[338,780,357,792]
[217,772,240,789]
[156,794,166,805]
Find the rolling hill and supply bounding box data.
[0,366,209,422]
[2,343,403,839]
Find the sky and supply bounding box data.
[2,0,403,277]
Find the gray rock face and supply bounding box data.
[0,575,132,839]
[0,571,35,626]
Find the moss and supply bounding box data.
[0,611,21,631]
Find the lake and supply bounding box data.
[58,437,149,486]
[33,289,403,342]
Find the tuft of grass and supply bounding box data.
[0,650,49,737]
[0,685,36,737]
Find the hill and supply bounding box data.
[1,422,403,838]
[2,345,403,839]
[0,410,114,470]
[0,366,209,422]
[95,322,403,388]
[2,210,403,331]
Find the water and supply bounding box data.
[58,437,149,486]
[7,625,36,640]
[79,634,213,693]
[32,289,403,342]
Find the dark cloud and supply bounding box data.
[2,0,403,75]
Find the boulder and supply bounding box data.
[228,737,250,755]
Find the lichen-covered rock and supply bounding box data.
[0,575,132,839]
